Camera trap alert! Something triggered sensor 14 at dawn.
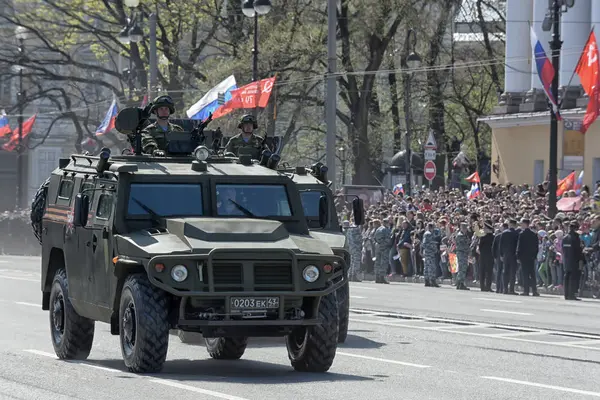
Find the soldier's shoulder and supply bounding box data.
[170,123,184,131]
[142,122,158,131]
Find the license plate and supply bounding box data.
[230,297,279,310]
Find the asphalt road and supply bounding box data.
[1,255,600,400]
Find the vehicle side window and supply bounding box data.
[96,194,113,220]
[80,181,95,202]
[58,178,74,200]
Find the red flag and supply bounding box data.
[465,171,480,183]
[212,76,276,119]
[575,29,600,133]
[556,171,575,197]
[2,114,36,151]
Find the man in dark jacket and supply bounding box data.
[499,219,519,295]
[562,221,583,301]
[478,221,495,292]
[516,218,539,296]
[492,223,507,293]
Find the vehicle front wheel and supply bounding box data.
[49,269,95,360]
[205,337,248,360]
[337,282,350,343]
[286,291,339,372]
[119,274,170,373]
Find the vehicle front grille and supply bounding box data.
[213,264,243,285]
[254,264,293,285]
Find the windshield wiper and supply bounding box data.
[132,197,162,225]
[228,198,256,217]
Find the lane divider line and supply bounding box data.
[336,351,431,369]
[480,376,600,397]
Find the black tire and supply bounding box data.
[178,330,204,344]
[337,282,350,343]
[31,177,50,244]
[205,337,248,360]
[286,291,339,372]
[119,274,170,373]
[49,269,95,360]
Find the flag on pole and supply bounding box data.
[575,29,600,133]
[186,75,237,120]
[95,99,118,136]
[467,182,480,200]
[211,76,277,120]
[556,171,576,197]
[393,183,404,196]
[2,114,37,151]
[530,27,561,119]
[0,110,10,137]
[465,171,480,183]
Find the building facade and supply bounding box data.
[479,0,600,189]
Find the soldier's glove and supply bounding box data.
[152,149,165,157]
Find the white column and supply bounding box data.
[531,0,553,90]
[560,0,591,87]
[592,1,600,40]
[505,0,533,93]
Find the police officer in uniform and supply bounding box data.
[562,221,583,301]
[422,222,440,287]
[141,95,184,155]
[225,114,264,159]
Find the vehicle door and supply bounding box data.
[88,181,116,307]
[299,189,326,229]
[77,178,96,304]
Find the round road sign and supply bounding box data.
[424,160,436,181]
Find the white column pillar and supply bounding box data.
[531,0,553,90]
[560,0,591,88]
[592,1,600,42]
[505,0,533,93]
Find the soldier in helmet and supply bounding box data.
[141,95,184,155]
[224,114,264,159]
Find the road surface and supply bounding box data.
[0,256,599,399]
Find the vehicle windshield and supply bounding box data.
[127,183,203,217]
[300,190,325,217]
[216,184,292,217]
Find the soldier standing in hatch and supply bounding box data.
[373,217,392,284]
[455,222,471,290]
[345,219,364,282]
[141,95,184,155]
[225,114,264,159]
[421,222,440,287]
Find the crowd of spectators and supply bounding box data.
[336,180,600,300]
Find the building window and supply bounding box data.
[533,160,545,185]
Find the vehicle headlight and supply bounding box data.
[171,265,188,282]
[193,145,210,161]
[302,265,320,283]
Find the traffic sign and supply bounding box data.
[424,160,436,181]
[424,131,437,150]
[424,149,436,160]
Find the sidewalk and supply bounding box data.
[360,273,598,299]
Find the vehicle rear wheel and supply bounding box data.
[337,282,350,343]
[205,337,248,360]
[286,291,338,372]
[178,330,204,344]
[49,269,95,360]
[119,274,170,373]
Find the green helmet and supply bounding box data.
[238,114,257,129]
[150,95,175,114]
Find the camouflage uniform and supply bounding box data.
[421,229,439,285]
[373,224,392,282]
[225,133,263,159]
[141,122,185,154]
[345,224,363,281]
[455,226,471,289]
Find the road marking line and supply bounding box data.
[15,302,40,307]
[350,296,367,299]
[485,331,547,338]
[149,379,251,400]
[474,297,522,304]
[349,318,600,351]
[0,275,38,282]
[481,376,600,397]
[480,309,533,316]
[349,286,377,290]
[25,349,56,358]
[557,339,600,345]
[76,363,122,373]
[336,351,431,368]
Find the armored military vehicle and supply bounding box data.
[29,105,364,374]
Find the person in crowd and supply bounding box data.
[516,218,540,296]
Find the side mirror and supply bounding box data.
[318,195,328,228]
[73,193,90,227]
[352,197,364,226]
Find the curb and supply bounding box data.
[359,273,597,299]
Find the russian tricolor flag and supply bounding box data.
[186,75,237,121]
[467,183,480,200]
[0,110,10,137]
[393,183,404,196]
[530,27,561,120]
[95,99,118,136]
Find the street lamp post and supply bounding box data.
[402,28,422,197]
[14,26,29,210]
[338,146,346,185]
[541,0,574,218]
[242,0,272,117]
